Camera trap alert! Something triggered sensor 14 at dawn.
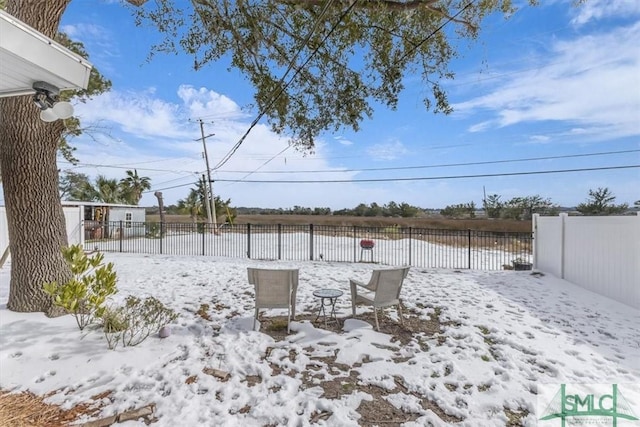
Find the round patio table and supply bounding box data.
[313,288,343,328]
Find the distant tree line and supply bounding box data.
[58,174,633,221]
[235,201,425,218]
[477,195,559,220]
[209,188,634,220]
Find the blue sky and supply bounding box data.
[15,0,640,209]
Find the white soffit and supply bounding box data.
[0,9,93,98]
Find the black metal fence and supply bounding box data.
[88,221,533,270]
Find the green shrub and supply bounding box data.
[101,306,128,332]
[43,245,118,330]
[118,296,178,347]
[145,222,161,238]
[101,306,128,350]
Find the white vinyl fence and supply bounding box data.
[0,206,84,266]
[533,213,640,309]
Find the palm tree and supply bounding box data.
[94,175,123,204]
[177,191,203,224]
[120,169,151,205]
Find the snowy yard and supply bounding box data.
[1,253,639,426]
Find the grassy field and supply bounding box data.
[146,214,532,233]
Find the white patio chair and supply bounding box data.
[247,267,299,333]
[350,266,410,331]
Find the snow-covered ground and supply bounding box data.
[1,253,638,426]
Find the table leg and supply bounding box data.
[315,298,327,323]
[329,298,338,324]
[315,296,341,328]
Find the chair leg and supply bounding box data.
[350,282,357,317]
[254,307,259,331]
[398,303,404,325]
[374,307,380,331]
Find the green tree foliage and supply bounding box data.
[177,177,235,223]
[576,188,628,215]
[59,170,151,204]
[483,194,503,219]
[312,207,332,215]
[353,203,369,217]
[119,169,152,205]
[177,191,203,222]
[59,171,96,201]
[501,195,558,220]
[331,201,423,217]
[384,201,401,217]
[94,176,124,204]
[367,202,383,217]
[398,202,420,218]
[130,0,535,148]
[440,201,476,219]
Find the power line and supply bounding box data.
[231,145,292,183]
[150,173,205,189]
[58,161,199,174]
[397,1,474,64]
[216,149,640,174]
[211,0,343,171]
[212,164,640,184]
[224,1,475,183]
[142,180,198,194]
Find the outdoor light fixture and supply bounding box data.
[32,81,74,122]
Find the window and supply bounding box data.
[125,212,133,228]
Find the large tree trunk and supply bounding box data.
[0,0,72,315]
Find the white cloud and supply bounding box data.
[366,139,409,161]
[74,90,190,141]
[176,85,245,120]
[60,23,107,39]
[570,0,640,26]
[334,135,354,146]
[67,86,364,208]
[467,121,492,133]
[529,135,551,144]
[454,22,640,141]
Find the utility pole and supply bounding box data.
[201,173,212,228]
[198,119,217,231]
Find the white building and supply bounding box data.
[62,201,146,241]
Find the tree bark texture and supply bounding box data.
[0,0,72,314]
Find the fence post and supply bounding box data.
[408,227,412,266]
[202,224,206,256]
[560,212,568,279]
[353,226,357,263]
[278,224,282,260]
[119,220,123,253]
[247,223,251,258]
[467,229,472,269]
[160,222,164,255]
[309,224,314,261]
[532,214,539,270]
